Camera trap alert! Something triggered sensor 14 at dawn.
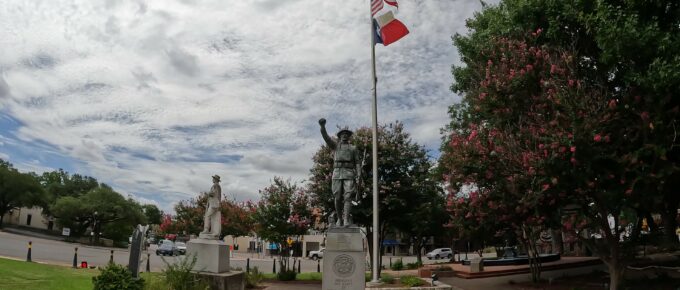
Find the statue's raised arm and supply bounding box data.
[319,118,337,150]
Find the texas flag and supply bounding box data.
[372,0,409,46]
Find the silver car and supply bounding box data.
[426,248,453,260]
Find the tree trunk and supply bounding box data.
[660,209,678,245]
[551,229,563,253]
[0,213,4,228]
[522,226,542,283]
[605,258,626,290]
[414,239,422,264]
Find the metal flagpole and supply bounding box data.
[369,0,380,283]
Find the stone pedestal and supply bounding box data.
[322,227,365,290]
[470,257,483,273]
[196,271,245,290]
[187,239,230,273]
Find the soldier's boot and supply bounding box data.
[343,201,352,226]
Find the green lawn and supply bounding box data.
[0,258,159,290]
[0,258,97,290]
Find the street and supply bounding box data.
[0,231,448,273]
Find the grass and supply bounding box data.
[0,258,97,290]
[0,257,160,290]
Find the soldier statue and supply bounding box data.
[319,118,361,227]
[199,175,222,239]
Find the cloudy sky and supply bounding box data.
[0,0,492,213]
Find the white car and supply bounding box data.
[309,248,324,260]
[426,248,453,260]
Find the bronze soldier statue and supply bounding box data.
[319,118,361,227]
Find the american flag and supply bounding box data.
[371,0,384,16]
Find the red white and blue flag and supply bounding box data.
[372,0,409,46]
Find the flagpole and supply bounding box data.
[369,0,380,283]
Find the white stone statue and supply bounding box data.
[199,175,222,239]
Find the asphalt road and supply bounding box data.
[0,231,450,273]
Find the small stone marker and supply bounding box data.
[128,224,147,278]
[470,257,484,273]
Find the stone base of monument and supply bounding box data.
[195,271,245,290]
[187,239,230,273]
[322,226,366,290]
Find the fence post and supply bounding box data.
[146,253,150,272]
[297,259,301,273]
[110,250,114,264]
[73,247,78,268]
[26,241,32,262]
[317,259,320,273]
[246,258,250,273]
[273,258,276,273]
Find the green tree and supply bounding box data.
[141,204,163,225]
[308,122,436,275]
[51,187,145,243]
[0,160,45,228]
[39,169,100,215]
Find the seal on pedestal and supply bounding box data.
[332,254,356,278]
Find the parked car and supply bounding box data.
[175,242,187,255]
[426,248,453,260]
[156,242,179,256]
[309,248,324,260]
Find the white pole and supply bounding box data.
[369,1,380,283]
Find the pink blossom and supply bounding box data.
[568,79,575,87]
[640,111,649,121]
[570,146,576,153]
[550,64,558,74]
[468,130,478,141]
[542,184,550,191]
[608,99,617,109]
[593,134,602,142]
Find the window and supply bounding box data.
[26,214,32,226]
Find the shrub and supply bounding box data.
[93,263,145,290]
[400,275,425,287]
[276,270,297,281]
[246,267,265,288]
[380,274,395,284]
[390,259,404,271]
[144,254,210,290]
[405,261,423,270]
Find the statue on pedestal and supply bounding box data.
[318,118,361,227]
[199,175,222,239]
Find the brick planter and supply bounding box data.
[418,268,456,278]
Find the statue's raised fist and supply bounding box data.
[319,118,327,126]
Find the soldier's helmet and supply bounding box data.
[336,126,353,138]
[212,175,221,182]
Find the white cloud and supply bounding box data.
[0,0,488,212]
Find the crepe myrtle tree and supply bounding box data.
[454,0,680,245]
[308,122,436,276]
[442,2,679,285]
[162,194,254,238]
[251,177,312,272]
